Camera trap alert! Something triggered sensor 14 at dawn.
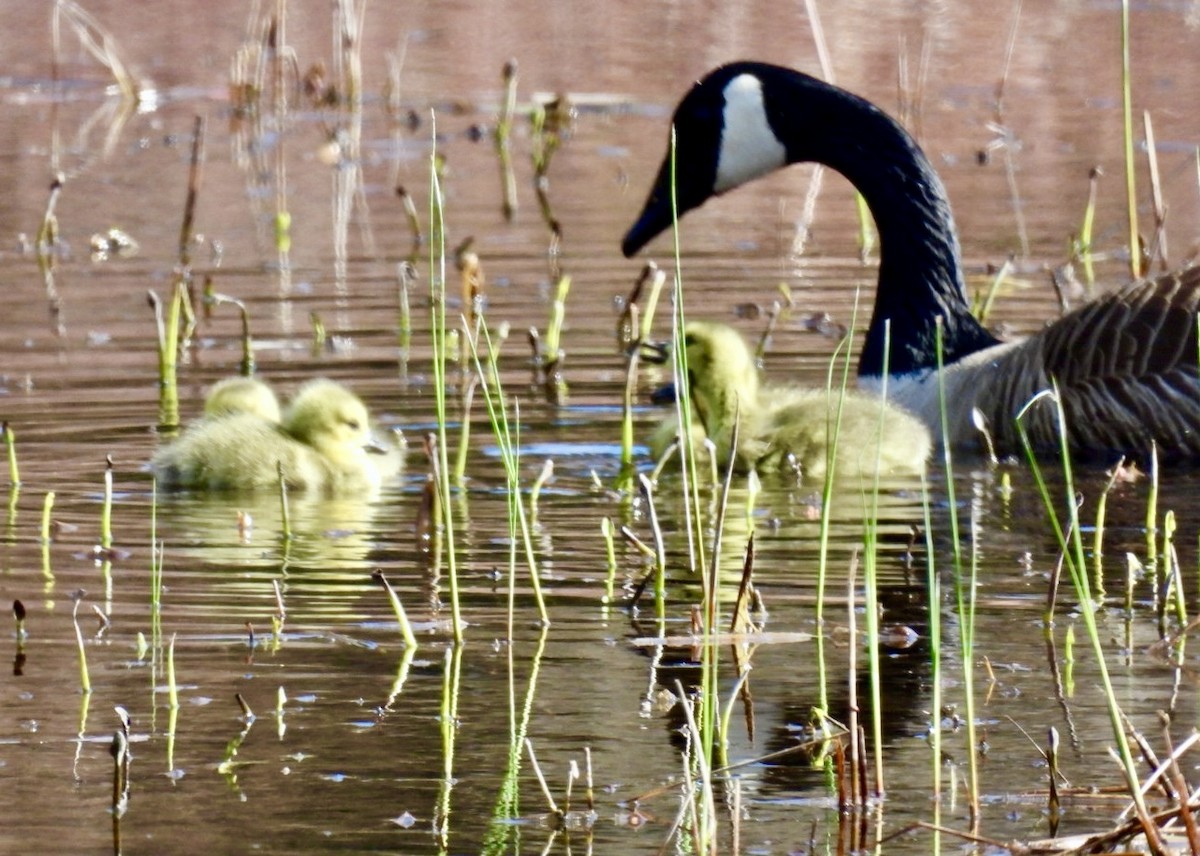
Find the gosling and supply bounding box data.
[651,322,932,479]
[153,378,400,493]
[202,376,282,422]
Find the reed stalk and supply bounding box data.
[1092,462,1125,599]
[921,473,942,800]
[309,311,326,354]
[100,455,113,551]
[600,517,617,605]
[695,412,740,791]
[542,275,571,368]
[428,117,464,644]
[1014,385,1161,845]
[397,260,415,352]
[167,633,178,711]
[1120,0,1141,279]
[494,60,519,220]
[40,491,54,544]
[862,322,896,797]
[637,474,668,623]
[934,319,980,822]
[2,423,18,487]
[811,311,860,725]
[72,595,91,694]
[372,570,418,648]
[1078,167,1101,292]
[660,128,706,585]
[149,483,162,611]
[276,462,292,542]
[465,321,550,625]
[845,555,862,809]
[452,377,476,485]
[1145,444,1159,573]
[150,278,192,430]
[53,0,140,101]
[638,265,668,342]
[271,579,286,642]
[618,303,641,484]
[1162,510,1185,627]
[275,686,287,740]
[178,116,205,268]
[524,740,561,818]
[332,0,366,107]
[855,193,876,261]
[974,259,1013,326]
[529,459,554,520]
[481,627,549,853]
[389,188,419,263]
[676,682,718,849]
[1143,111,1168,270]
[209,293,255,374]
[433,644,464,847]
[530,98,566,240]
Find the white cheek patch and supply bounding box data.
[714,74,787,193]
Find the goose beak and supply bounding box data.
[622,108,722,256]
[622,151,719,256]
[622,182,673,257]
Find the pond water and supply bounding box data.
[3,1,1200,853]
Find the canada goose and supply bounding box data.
[153,378,400,493]
[202,376,282,423]
[623,61,1200,459]
[650,321,931,478]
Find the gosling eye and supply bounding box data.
[344,418,361,431]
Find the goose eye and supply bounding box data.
[345,418,361,431]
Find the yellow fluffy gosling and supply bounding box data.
[153,378,400,493]
[652,322,931,479]
[202,376,282,422]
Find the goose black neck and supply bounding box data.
[761,68,1000,375]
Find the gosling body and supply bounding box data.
[153,378,400,493]
[653,321,931,478]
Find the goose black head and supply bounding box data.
[622,62,796,257]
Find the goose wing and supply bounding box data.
[989,268,1200,458]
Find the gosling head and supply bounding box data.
[204,377,282,423]
[283,379,380,466]
[679,321,761,436]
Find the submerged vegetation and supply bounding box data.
[3,2,1200,855]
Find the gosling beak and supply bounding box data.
[635,339,671,365]
[635,339,676,403]
[650,382,678,405]
[364,435,391,456]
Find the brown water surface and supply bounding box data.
[2,2,1200,854]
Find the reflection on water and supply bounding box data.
[1,0,1199,853]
